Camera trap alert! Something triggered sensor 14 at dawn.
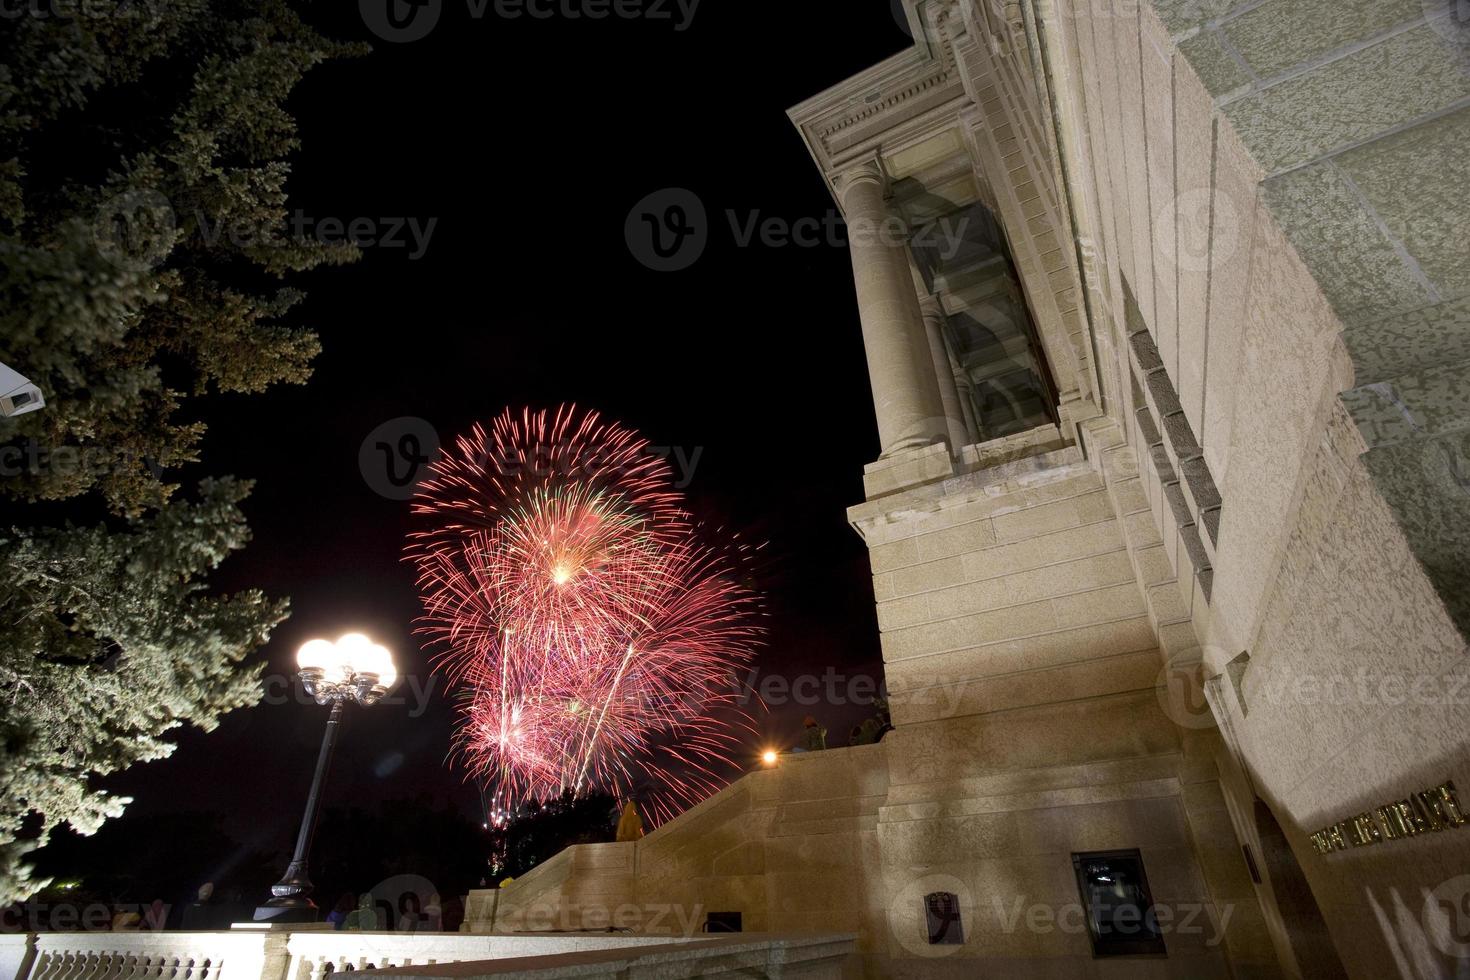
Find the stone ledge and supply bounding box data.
[849,447,1090,538]
[862,440,955,499]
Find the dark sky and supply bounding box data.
[98,2,912,857]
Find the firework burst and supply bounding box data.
[409,406,762,824]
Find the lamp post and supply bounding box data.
[254,633,397,923]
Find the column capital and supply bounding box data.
[834,158,887,198]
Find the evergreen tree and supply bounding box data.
[0,1,365,901]
[0,480,286,900]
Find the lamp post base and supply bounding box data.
[256,858,318,923]
[252,901,319,924]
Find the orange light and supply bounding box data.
[761,750,779,767]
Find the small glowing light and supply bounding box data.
[761,750,779,767]
[297,634,395,690]
[296,639,336,672]
[551,564,573,585]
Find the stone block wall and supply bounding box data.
[475,2,1470,976]
[1044,0,1470,974]
[477,746,889,963]
[850,447,1159,728]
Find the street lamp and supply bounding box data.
[254,633,397,923]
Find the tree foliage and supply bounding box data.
[0,479,287,899]
[1,0,364,514]
[489,793,618,883]
[0,0,364,902]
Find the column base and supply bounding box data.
[863,440,954,498]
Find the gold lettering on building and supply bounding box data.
[1438,782,1467,826]
[1309,780,1465,856]
[1376,804,1408,840]
[1350,813,1381,846]
[1392,799,1423,836]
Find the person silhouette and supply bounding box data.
[344,893,379,931]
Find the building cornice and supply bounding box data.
[786,9,968,194]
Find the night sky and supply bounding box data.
[91,3,913,862]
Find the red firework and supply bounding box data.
[409,406,761,824]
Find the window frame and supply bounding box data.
[1070,848,1169,958]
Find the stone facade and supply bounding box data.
[471,1,1470,976]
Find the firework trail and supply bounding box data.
[409,406,762,825]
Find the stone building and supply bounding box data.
[471,1,1470,976]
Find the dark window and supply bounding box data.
[1071,850,1167,957]
[1241,844,1262,884]
[9,391,33,407]
[924,891,965,945]
[703,911,742,933]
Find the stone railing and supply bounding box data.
[0,929,855,980]
[281,930,684,980]
[356,933,857,979]
[3,929,287,980]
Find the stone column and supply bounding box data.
[837,161,948,457]
[918,291,972,452]
[954,369,981,441]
